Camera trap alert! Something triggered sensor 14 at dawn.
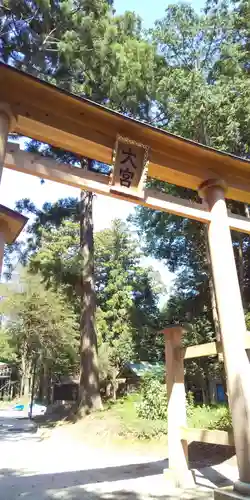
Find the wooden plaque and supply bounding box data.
[110,136,149,198]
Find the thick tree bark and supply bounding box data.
[78,188,102,412]
[205,228,221,341]
[21,355,31,398]
[40,362,49,404]
[237,234,245,302]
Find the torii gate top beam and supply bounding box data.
[1,62,250,203]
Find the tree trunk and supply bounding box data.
[21,355,31,398]
[78,188,102,412]
[205,227,221,341]
[237,234,245,304]
[22,372,30,397]
[40,362,49,404]
[29,358,37,419]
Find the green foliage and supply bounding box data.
[0,269,78,376]
[119,418,168,441]
[3,0,250,404]
[137,374,198,424]
[188,404,232,432]
[137,373,168,421]
[137,374,231,434]
[106,393,168,441]
[131,0,250,370]
[29,219,81,305]
[1,0,158,119]
[14,214,162,381]
[0,328,16,363]
[186,390,195,418]
[104,391,232,442]
[98,391,232,442]
[208,406,232,431]
[95,220,163,371]
[1,0,160,409]
[97,342,114,382]
[96,221,163,385]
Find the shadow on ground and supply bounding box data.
[27,414,237,498]
[189,443,236,490]
[0,462,213,500]
[0,418,38,442]
[34,404,81,430]
[1,459,168,486]
[189,442,235,468]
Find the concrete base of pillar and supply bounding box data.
[214,486,250,500]
[234,482,250,496]
[163,467,196,489]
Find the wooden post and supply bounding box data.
[0,104,15,277]
[0,231,5,276]
[0,103,14,179]
[200,179,250,493]
[162,326,194,488]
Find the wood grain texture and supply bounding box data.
[5,144,250,234]
[2,63,250,203]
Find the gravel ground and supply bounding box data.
[0,421,238,500]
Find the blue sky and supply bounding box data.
[114,0,205,26]
[2,0,204,296]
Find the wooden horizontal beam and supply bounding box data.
[183,335,250,360]
[5,144,250,235]
[4,144,210,223]
[5,143,112,193]
[226,211,250,234]
[2,63,250,204]
[0,204,28,244]
[144,189,211,223]
[184,342,218,359]
[181,427,234,446]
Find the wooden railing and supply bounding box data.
[181,426,234,447]
[183,334,250,360]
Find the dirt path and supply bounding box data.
[0,423,238,500]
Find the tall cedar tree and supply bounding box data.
[1,0,158,411]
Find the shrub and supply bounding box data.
[137,373,168,421]
[186,390,195,418]
[137,373,232,435]
[208,405,232,431]
[188,403,232,431]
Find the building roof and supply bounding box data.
[121,361,164,378]
[0,204,28,244]
[54,375,79,385]
[1,63,250,203]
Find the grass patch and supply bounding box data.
[188,404,232,431]
[35,393,232,453]
[104,393,168,441]
[106,395,232,440]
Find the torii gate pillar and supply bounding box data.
[0,103,14,179]
[162,325,194,488]
[200,179,250,495]
[0,104,27,274]
[0,104,12,272]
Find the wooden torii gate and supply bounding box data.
[1,63,250,498]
